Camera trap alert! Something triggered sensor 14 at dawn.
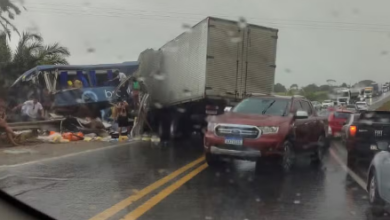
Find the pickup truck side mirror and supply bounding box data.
[294,110,309,119]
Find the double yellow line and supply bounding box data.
[89,156,208,220]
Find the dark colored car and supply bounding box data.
[367,149,390,216]
[327,110,352,138]
[346,111,390,167]
[204,95,327,172]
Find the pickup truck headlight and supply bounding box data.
[258,126,279,134]
[207,122,217,132]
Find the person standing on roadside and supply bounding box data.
[116,99,131,135]
[0,98,17,145]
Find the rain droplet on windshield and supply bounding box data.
[182,23,193,33]
[255,197,261,202]
[230,37,242,43]
[229,179,234,184]
[225,168,231,173]
[205,216,213,220]
[183,89,192,97]
[381,51,388,56]
[237,17,247,29]
[177,108,186,113]
[227,30,235,37]
[152,71,166,81]
[296,193,301,196]
[154,103,163,108]
[87,48,95,53]
[293,200,301,204]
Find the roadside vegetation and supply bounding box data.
[274,80,375,102]
[0,1,71,90]
[376,100,390,111]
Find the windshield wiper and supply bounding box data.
[262,100,276,114]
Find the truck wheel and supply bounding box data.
[281,141,295,173]
[205,152,221,167]
[311,135,326,165]
[369,171,386,216]
[169,116,181,140]
[158,118,170,140]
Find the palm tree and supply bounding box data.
[0,31,70,87]
[0,0,23,38]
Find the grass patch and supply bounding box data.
[377,100,390,111]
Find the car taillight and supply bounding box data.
[349,126,357,137]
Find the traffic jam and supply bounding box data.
[2,15,390,220]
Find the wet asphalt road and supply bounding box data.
[0,137,388,220]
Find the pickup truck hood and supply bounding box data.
[210,112,292,126]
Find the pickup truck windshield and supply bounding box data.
[232,98,290,116]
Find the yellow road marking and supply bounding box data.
[121,163,208,220]
[88,156,205,220]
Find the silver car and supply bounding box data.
[367,149,390,216]
[311,101,321,110]
[356,101,368,111]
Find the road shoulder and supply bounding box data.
[0,140,135,167]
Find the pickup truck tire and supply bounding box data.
[281,140,295,172]
[369,171,386,216]
[205,152,221,167]
[311,135,326,165]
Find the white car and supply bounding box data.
[311,101,322,110]
[322,100,334,108]
[355,101,368,110]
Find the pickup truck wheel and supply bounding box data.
[281,141,295,172]
[369,171,386,216]
[205,152,221,167]
[311,135,326,165]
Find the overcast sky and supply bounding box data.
[8,0,390,88]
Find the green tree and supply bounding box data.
[302,83,319,93]
[0,0,23,38]
[357,80,374,87]
[0,32,70,87]
[290,84,298,90]
[274,83,286,93]
[340,82,348,87]
[319,84,330,91]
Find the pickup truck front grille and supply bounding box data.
[215,125,260,139]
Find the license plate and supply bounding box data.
[206,110,217,115]
[224,137,243,145]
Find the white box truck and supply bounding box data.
[129,17,278,139]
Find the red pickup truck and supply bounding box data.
[204,95,327,172]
